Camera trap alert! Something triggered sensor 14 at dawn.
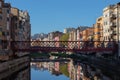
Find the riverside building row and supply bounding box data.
[0,0,31,60]
[31,2,120,57]
[68,2,120,44]
[68,2,120,57]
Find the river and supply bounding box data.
[30,59,112,80]
[0,56,119,80]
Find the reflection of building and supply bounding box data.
[67,59,112,80]
[0,56,30,80]
[31,59,112,80]
[54,62,60,71]
[68,60,84,80]
[31,61,69,77]
[15,67,30,80]
[52,62,62,76]
[68,60,76,80]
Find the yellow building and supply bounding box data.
[87,28,94,41]
[94,16,103,47]
[82,29,88,41]
[81,28,93,41]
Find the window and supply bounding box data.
[97,32,100,34]
[104,22,106,25]
[0,2,2,8]
[108,29,109,32]
[2,32,5,36]
[0,28,2,31]
[7,17,9,21]
[104,14,107,17]
[7,10,9,14]
[0,15,2,20]
[0,31,2,36]
[106,22,107,25]
[5,32,9,36]
[0,39,2,44]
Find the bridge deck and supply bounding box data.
[11,41,117,53]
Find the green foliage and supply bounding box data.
[60,64,69,77]
[60,33,69,41]
[30,52,50,58]
[50,53,69,58]
[50,52,88,61]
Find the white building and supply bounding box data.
[103,3,120,41]
[103,2,120,57]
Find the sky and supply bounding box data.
[5,0,120,35]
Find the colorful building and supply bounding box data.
[0,0,31,60]
[103,3,120,42]
[0,0,12,60]
[81,28,93,41]
[94,16,103,47]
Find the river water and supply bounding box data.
[0,56,119,80]
[31,61,70,80]
[30,59,112,80]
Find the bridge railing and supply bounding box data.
[11,41,117,52]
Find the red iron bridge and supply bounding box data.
[11,41,117,53]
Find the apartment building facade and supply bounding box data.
[81,28,93,41]
[0,0,31,60]
[48,31,63,41]
[94,16,103,47]
[102,3,120,57]
[64,28,75,34]
[11,8,19,41]
[103,3,120,42]
[0,0,12,60]
[11,8,31,57]
[69,26,89,41]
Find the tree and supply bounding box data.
[60,33,69,41]
[60,33,69,47]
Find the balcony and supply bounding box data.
[111,35,117,41]
[110,22,116,27]
[110,35,117,41]
[110,27,116,31]
[110,14,116,20]
[112,31,117,35]
[110,29,117,34]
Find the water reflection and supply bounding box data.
[31,59,112,80]
[31,61,69,80]
[0,57,30,80]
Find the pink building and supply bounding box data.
[54,62,60,72]
[54,36,60,47]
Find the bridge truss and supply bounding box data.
[11,41,117,53]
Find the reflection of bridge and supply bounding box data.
[11,41,117,53]
[31,58,70,62]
